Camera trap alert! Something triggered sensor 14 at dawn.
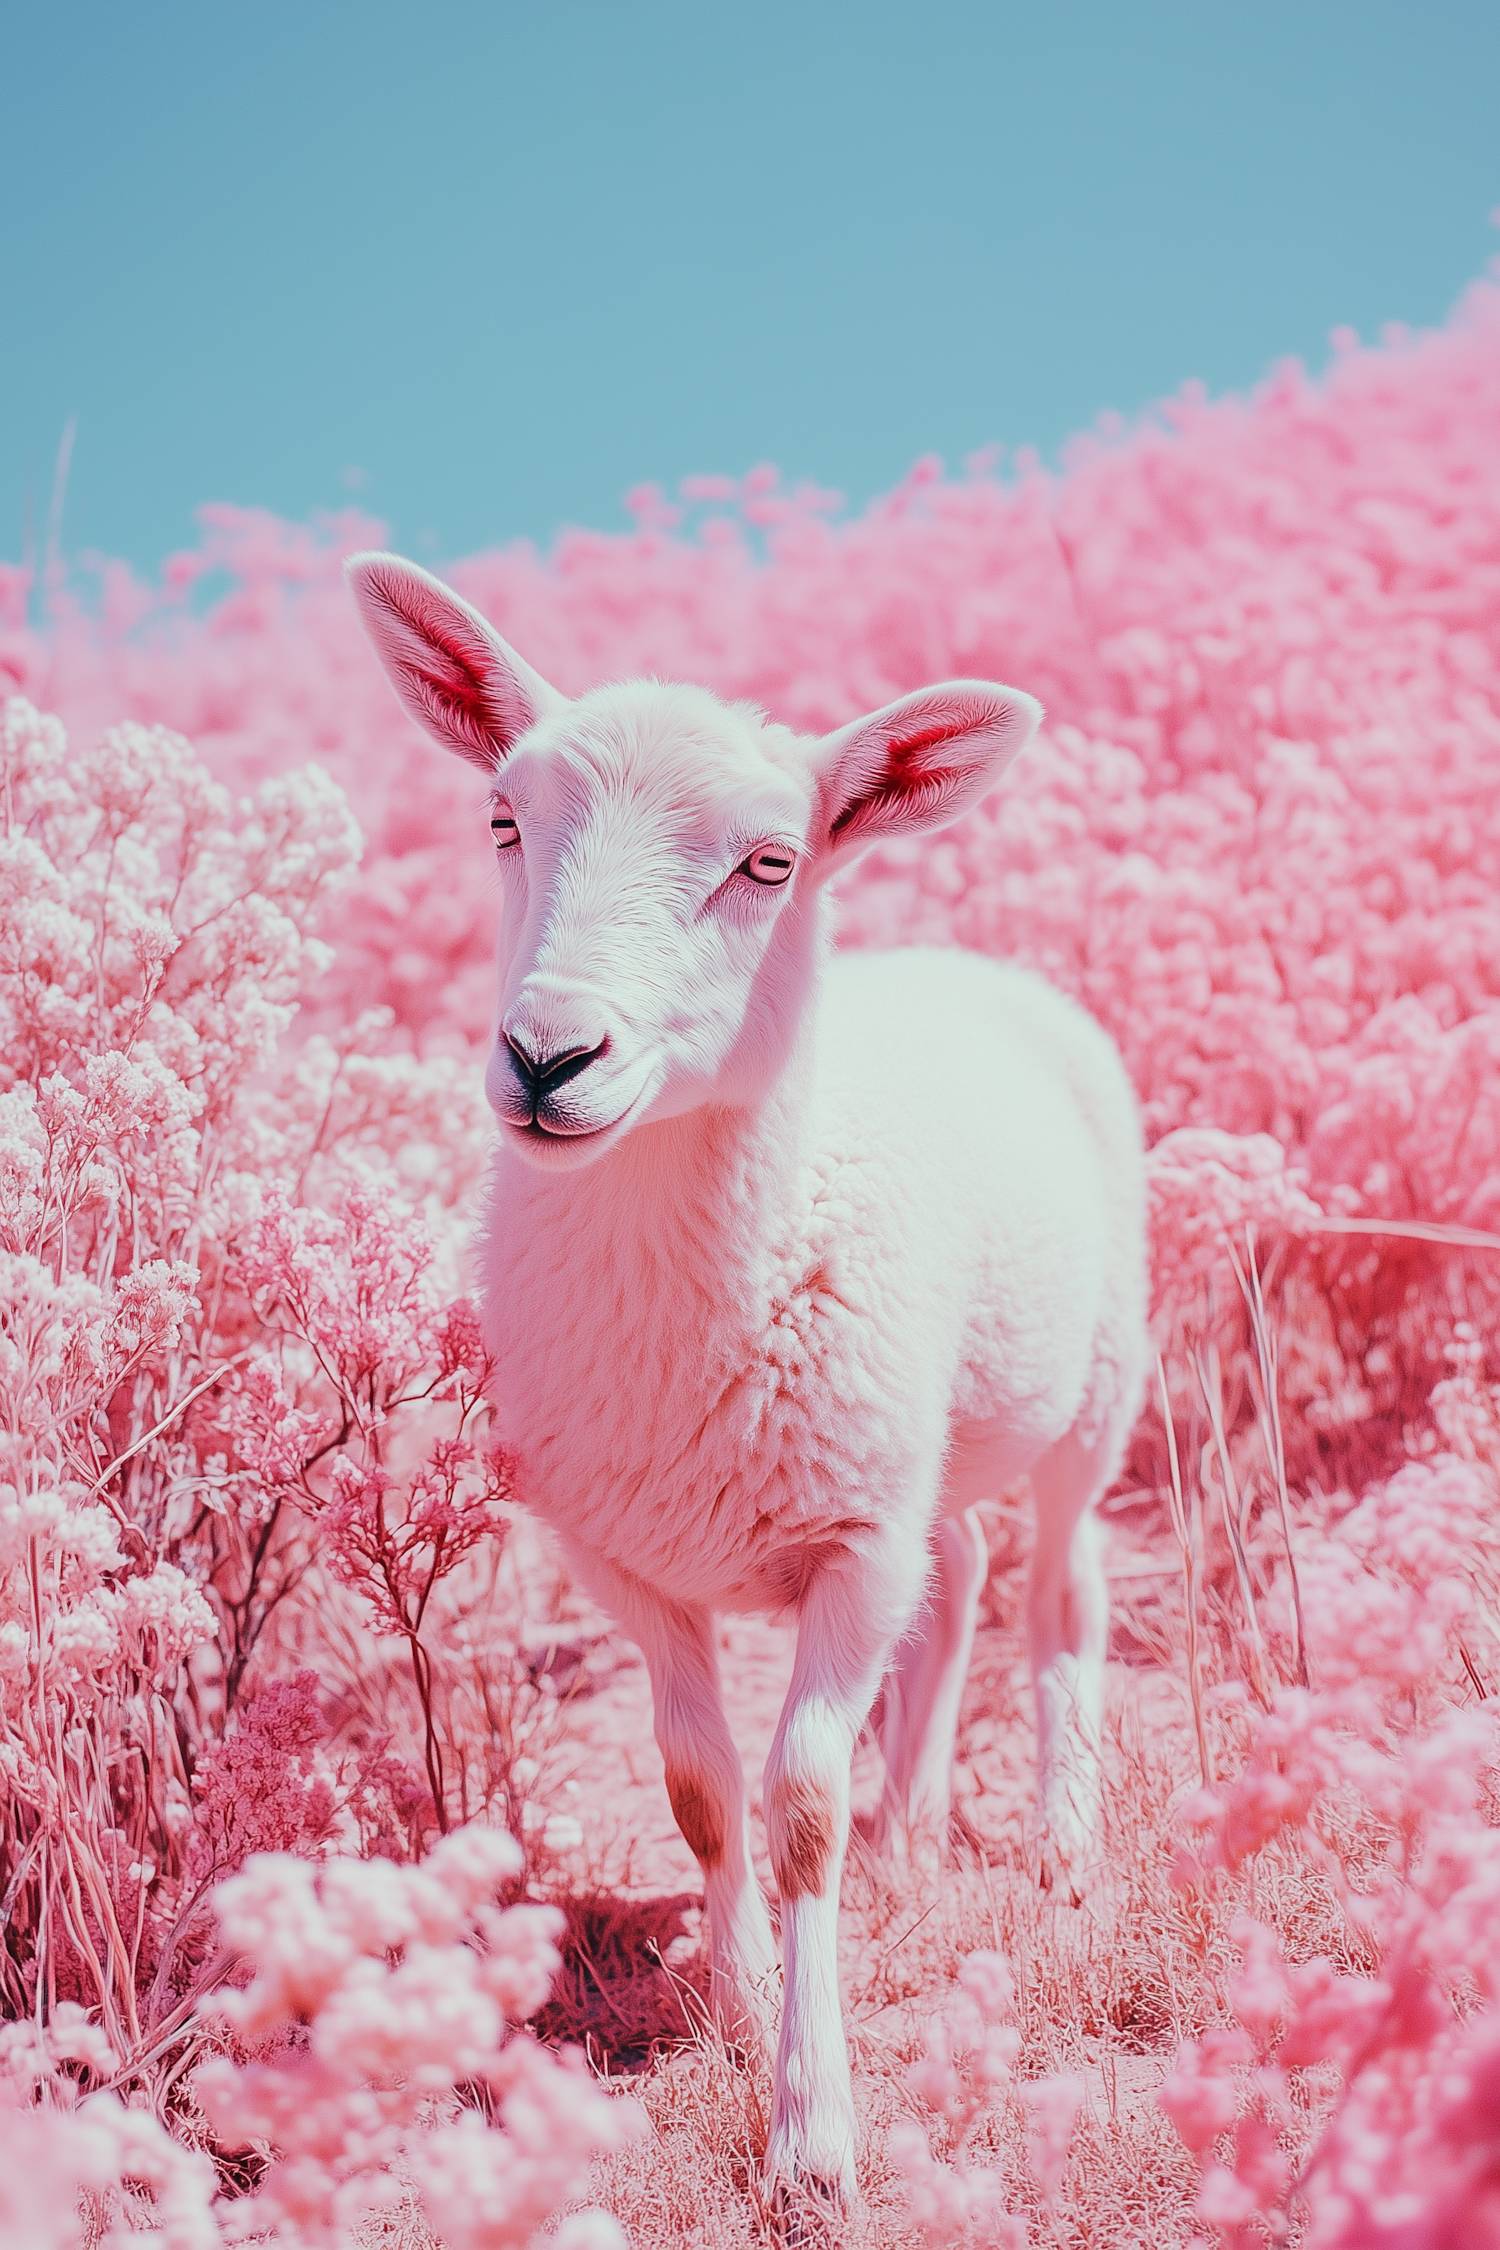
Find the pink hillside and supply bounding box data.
[3,262,1500,2248]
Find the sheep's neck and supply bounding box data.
[519,1039,815,1335]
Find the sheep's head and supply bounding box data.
[348,553,1041,1170]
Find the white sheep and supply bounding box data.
[348,553,1149,2213]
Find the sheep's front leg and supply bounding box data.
[763,1565,905,2211]
[626,1590,779,2051]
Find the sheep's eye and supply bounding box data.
[741,846,795,887]
[490,804,520,852]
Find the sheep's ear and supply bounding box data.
[346,551,565,771]
[810,682,1042,869]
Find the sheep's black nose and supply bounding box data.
[504,1032,607,1098]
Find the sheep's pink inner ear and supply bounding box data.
[815,682,1042,864]
[345,551,562,770]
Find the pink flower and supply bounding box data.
[195,1828,635,2247]
[1159,2035,1247,2154]
[1022,2074,1084,2203]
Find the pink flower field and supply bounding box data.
[4,260,1500,2246]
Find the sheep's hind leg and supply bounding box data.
[621,1587,779,2055]
[871,1508,987,1872]
[1027,1421,1116,1903]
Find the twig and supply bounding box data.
[81,1353,251,1512]
[1303,1215,1500,1254]
[0,1831,44,1932]
[1194,1343,1273,1710]
[571,1930,643,2034]
[858,1898,939,2007]
[1229,1228,1310,1689]
[644,1936,720,2046]
[1158,1355,1212,1786]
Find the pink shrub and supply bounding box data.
[1156,1455,1500,2246]
[892,1949,1083,2244]
[194,1827,642,2248]
[0,691,639,2242]
[0,693,360,2049]
[0,1828,641,2249]
[186,1670,338,1884]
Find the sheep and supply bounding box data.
[347,551,1150,2214]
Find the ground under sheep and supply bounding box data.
[347,552,1150,2221]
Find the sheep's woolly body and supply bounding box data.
[484,946,1146,1618]
[346,551,1150,2207]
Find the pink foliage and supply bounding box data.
[892,1948,1082,2243]
[1157,1453,1500,2245]
[194,1828,642,2247]
[0,1829,641,2249]
[0,691,607,2241]
[186,1671,337,1883]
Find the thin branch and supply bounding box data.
[1229,1228,1309,1690]
[1158,1355,1212,1787]
[81,1353,251,1511]
[1303,1215,1500,1254]
[1193,1343,1273,1711]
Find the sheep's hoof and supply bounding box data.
[769,2168,847,2245]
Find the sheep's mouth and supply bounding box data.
[502,1084,650,1162]
[518,1115,619,1143]
[501,1110,633,1171]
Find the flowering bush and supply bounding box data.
[3,258,1500,2244]
[0,694,623,2242]
[0,695,356,2052]
[891,1950,1084,2246]
[1,1826,642,2249]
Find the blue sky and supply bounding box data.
[4,1,1498,573]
